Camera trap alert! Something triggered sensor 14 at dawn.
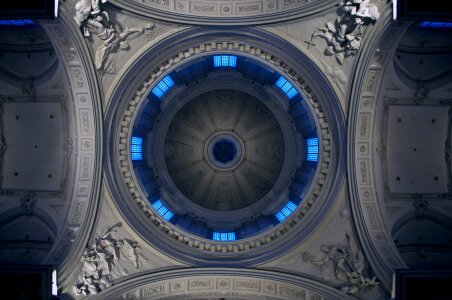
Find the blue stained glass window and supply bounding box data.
[212,231,236,241]
[152,75,174,98]
[152,200,163,210]
[157,205,168,215]
[286,201,297,211]
[213,55,237,67]
[281,82,292,93]
[151,86,164,98]
[275,76,298,99]
[419,21,452,28]
[281,207,291,217]
[152,199,174,221]
[275,212,286,222]
[162,210,174,220]
[131,136,143,161]
[0,20,34,26]
[286,88,298,99]
[307,137,319,162]
[275,76,287,88]
[275,201,298,222]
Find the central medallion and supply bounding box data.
[205,132,244,171]
[213,139,236,163]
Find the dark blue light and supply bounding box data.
[0,20,34,26]
[419,21,452,28]
[212,139,237,164]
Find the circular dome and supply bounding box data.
[105,30,346,265]
[164,89,284,211]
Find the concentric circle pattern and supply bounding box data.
[205,132,244,171]
[105,35,346,264]
[165,89,284,211]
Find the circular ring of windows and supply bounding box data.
[129,54,320,242]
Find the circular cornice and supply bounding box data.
[109,0,338,26]
[104,27,346,265]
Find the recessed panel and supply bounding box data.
[2,102,64,191]
[386,105,449,194]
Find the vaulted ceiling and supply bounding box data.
[0,1,451,299]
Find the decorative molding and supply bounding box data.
[20,191,37,215]
[108,0,339,26]
[412,194,428,220]
[90,268,356,300]
[38,5,103,292]
[346,4,408,290]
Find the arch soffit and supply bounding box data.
[347,5,411,290]
[38,3,103,289]
[109,0,339,26]
[91,268,356,300]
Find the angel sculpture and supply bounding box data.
[315,0,379,64]
[74,0,155,72]
[115,239,147,269]
[303,232,379,294]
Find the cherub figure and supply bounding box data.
[74,0,155,72]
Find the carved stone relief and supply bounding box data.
[303,232,379,294]
[74,0,156,73]
[314,0,380,64]
[73,223,147,295]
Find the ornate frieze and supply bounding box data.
[109,0,336,25]
[90,269,356,300]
